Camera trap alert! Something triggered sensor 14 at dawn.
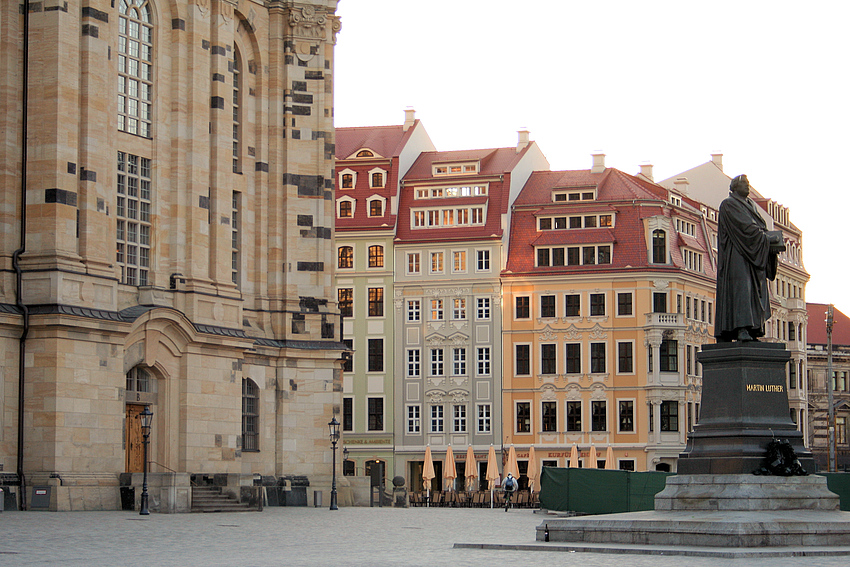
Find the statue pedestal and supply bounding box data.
[677,342,814,474]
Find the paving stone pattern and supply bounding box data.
[1,507,848,566]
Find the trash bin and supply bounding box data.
[313,491,322,507]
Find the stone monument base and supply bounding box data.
[537,475,849,549]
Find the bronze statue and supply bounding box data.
[714,175,784,342]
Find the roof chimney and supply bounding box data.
[516,129,530,153]
[591,152,606,173]
[639,162,654,182]
[674,177,690,194]
[711,153,723,171]
[403,107,416,132]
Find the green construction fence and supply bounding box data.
[540,468,850,514]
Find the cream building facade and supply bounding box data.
[0,0,344,511]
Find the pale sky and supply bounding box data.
[333,0,850,319]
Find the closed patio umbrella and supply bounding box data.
[444,445,457,491]
[485,444,500,509]
[464,446,477,491]
[605,445,615,470]
[568,444,579,468]
[423,445,435,507]
[504,445,519,479]
[528,445,539,494]
[587,443,598,469]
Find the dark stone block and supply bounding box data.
[678,342,814,474]
[211,96,224,109]
[211,45,226,56]
[297,215,313,226]
[202,39,210,50]
[292,93,313,104]
[255,162,269,172]
[305,70,323,80]
[172,18,185,30]
[45,188,77,206]
[291,105,311,116]
[82,24,99,37]
[285,54,294,65]
[67,162,76,174]
[80,168,96,181]
[297,262,324,272]
[291,129,300,140]
[212,73,225,82]
[83,6,109,21]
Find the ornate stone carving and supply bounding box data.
[539,326,557,341]
[588,324,607,340]
[426,390,445,403]
[652,279,669,290]
[449,389,468,402]
[541,385,557,401]
[590,383,606,399]
[564,326,582,341]
[287,5,328,39]
[195,0,210,15]
[566,384,581,400]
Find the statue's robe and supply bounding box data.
[714,192,778,340]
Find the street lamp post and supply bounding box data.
[328,417,340,510]
[827,304,836,472]
[139,405,153,515]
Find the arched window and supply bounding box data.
[126,366,151,394]
[652,230,666,264]
[338,200,352,218]
[369,199,383,217]
[341,173,353,188]
[368,245,384,268]
[338,246,353,269]
[242,379,259,452]
[118,0,153,137]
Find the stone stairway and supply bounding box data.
[191,486,254,513]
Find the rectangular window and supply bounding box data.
[452,348,467,375]
[430,405,444,433]
[565,343,581,374]
[618,342,633,373]
[477,347,491,376]
[590,342,606,374]
[541,344,557,375]
[367,339,384,372]
[368,288,384,317]
[565,294,580,317]
[653,292,667,313]
[368,398,384,431]
[660,400,679,432]
[343,397,353,431]
[342,339,353,372]
[430,348,444,376]
[116,152,152,286]
[591,401,607,432]
[540,295,556,318]
[407,300,421,322]
[618,400,634,432]
[453,251,466,272]
[477,404,491,433]
[452,298,467,320]
[431,299,444,321]
[407,349,420,377]
[590,293,606,317]
[516,402,531,433]
[368,245,384,268]
[566,401,582,432]
[660,340,678,372]
[476,297,491,320]
[407,252,420,274]
[617,292,633,316]
[789,360,797,389]
[515,344,531,376]
[515,296,530,319]
[542,401,557,432]
[453,405,467,433]
[407,405,421,434]
[430,252,444,273]
[477,249,490,271]
[338,288,353,318]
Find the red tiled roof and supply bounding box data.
[335,123,415,160]
[404,147,530,180]
[807,303,850,346]
[505,168,716,280]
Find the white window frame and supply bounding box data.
[452,348,467,376]
[407,299,421,323]
[430,348,444,376]
[453,404,467,433]
[476,249,491,272]
[514,295,531,320]
[430,405,444,433]
[336,196,356,219]
[617,398,636,434]
[476,347,491,376]
[616,291,634,318]
[452,298,467,320]
[430,299,444,321]
[338,168,357,190]
[407,404,421,434]
[452,250,467,273]
[407,349,420,378]
[476,297,491,320]
[430,251,444,274]
[515,342,532,376]
[477,404,492,433]
[366,194,387,218]
[616,340,635,375]
[368,167,387,188]
[406,252,421,275]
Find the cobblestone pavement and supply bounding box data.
[2,506,850,566]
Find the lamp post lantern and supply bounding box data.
[328,417,340,510]
[139,405,153,515]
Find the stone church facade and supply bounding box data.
[0,0,344,511]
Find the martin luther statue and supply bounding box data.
[714,175,785,342]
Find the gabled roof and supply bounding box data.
[404,147,531,181]
[336,123,416,160]
[807,303,850,346]
[505,167,716,278]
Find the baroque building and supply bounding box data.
[502,155,715,474]
[334,110,435,480]
[0,0,344,511]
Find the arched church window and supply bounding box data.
[118,0,154,137]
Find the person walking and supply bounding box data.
[503,473,517,511]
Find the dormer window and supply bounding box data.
[367,194,386,218]
[538,213,614,230]
[338,168,356,190]
[342,174,353,188]
[553,189,595,202]
[337,196,356,219]
[356,150,374,158]
[670,195,682,207]
[433,162,479,176]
